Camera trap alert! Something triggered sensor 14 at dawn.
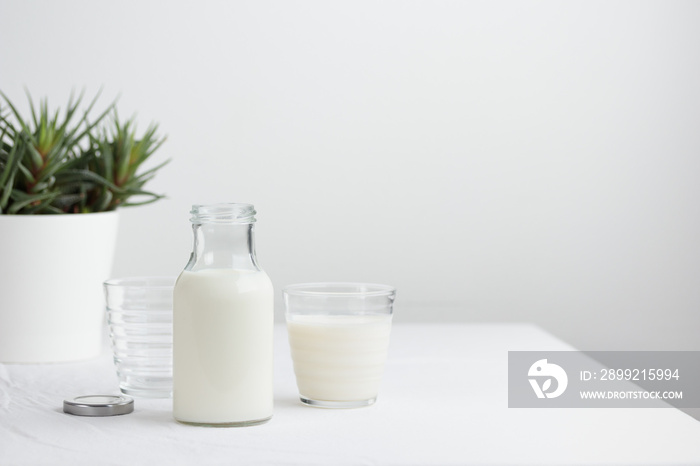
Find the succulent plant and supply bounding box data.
[0,90,168,214]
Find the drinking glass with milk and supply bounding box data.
[173,204,273,427]
[283,283,395,408]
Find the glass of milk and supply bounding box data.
[283,283,396,408]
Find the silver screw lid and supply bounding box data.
[63,395,134,417]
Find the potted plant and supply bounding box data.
[0,90,168,362]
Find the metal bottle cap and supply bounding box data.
[63,395,134,416]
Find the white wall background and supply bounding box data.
[1,1,699,350]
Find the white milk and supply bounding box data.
[287,314,392,402]
[173,269,273,425]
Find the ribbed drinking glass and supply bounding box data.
[104,277,175,398]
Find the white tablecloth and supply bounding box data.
[1,323,700,465]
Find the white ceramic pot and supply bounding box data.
[0,212,119,363]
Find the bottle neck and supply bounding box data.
[186,222,260,271]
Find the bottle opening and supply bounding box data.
[190,203,256,224]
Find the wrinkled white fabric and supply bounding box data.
[1,324,699,465]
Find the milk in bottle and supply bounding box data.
[173,203,273,426]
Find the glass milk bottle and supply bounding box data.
[173,203,273,426]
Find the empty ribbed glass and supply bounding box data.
[104,277,175,398]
